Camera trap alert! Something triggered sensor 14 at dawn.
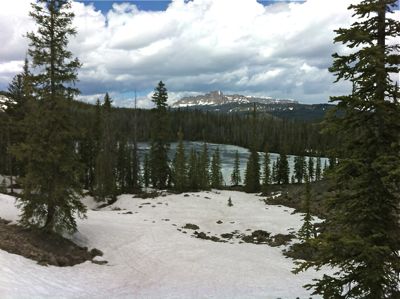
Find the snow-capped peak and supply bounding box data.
[171,91,298,108]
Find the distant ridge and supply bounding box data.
[172,91,298,108]
[171,91,333,121]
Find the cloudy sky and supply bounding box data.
[0,0,398,108]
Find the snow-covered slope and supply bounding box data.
[0,191,325,299]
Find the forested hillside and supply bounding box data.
[72,100,334,153]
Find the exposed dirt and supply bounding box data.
[0,218,104,267]
[265,179,335,218]
[241,230,295,247]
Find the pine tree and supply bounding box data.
[82,98,102,193]
[328,156,336,170]
[129,143,141,193]
[307,157,314,182]
[296,1,400,297]
[298,174,313,241]
[94,93,117,202]
[130,90,141,193]
[198,142,210,190]
[276,152,289,185]
[172,129,187,192]
[294,156,306,183]
[228,197,233,207]
[187,148,199,191]
[323,160,328,174]
[14,0,86,233]
[315,157,322,181]
[0,178,7,194]
[210,147,223,189]
[149,81,170,189]
[116,138,129,193]
[188,148,201,191]
[6,58,33,193]
[230,150,241,186]
[261,147,270,193]
[244,104,260,192]
[271,160,277,184]
[244,150,260,192]
[143,153,150,189]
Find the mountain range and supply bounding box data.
[172,90,298,107]
[171,91,333,121]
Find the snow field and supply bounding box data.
[0,191,324,299]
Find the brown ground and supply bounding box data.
[265,179,335,218]
[0,218,104,267]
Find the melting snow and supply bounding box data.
[0,191,325,298]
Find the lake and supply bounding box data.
[137,142,328,186]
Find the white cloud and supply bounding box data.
[1,0,396,106]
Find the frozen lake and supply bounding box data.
[137,142,328,186]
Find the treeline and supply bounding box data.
[58,100,335,157]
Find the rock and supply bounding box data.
[197,232,207,239]
[210,236,221,242]
[92,260,108,265]
[90,248,103,257]
[183,223,199,230]
[216,220,223,224]
[48,254,58,266]
[221,233,233,239]
[56,257,69,267]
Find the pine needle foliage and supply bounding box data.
[15,0,86,233]
[231,150,241,186]
[149,81,170,189]
[295,1,400,297]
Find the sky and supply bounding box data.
[0,0,398,108]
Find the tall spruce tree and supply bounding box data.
[210,147,223,189]
[244,104,260,192]
[294,156,306,183]
[116,138,130,193]
[6,59,33,193]
[261,146,270,193]
[231,150,241,186]
[276,152,289,185]
[14,0,86,233]
[143,153,150,189]
[130,91,141,193]
[296,1,400,297]
[94,93,117,202]
[271,159,277,184]
[172,129,187,192]
[244,150,260,192]
[198,142,210,190]
[315,157,322,181]
[307,157,314,182]
[187,148,199,191]
[298,174,313,241]
[149,81,170,189]
[129,143,141,193]
[83,98,102,193]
